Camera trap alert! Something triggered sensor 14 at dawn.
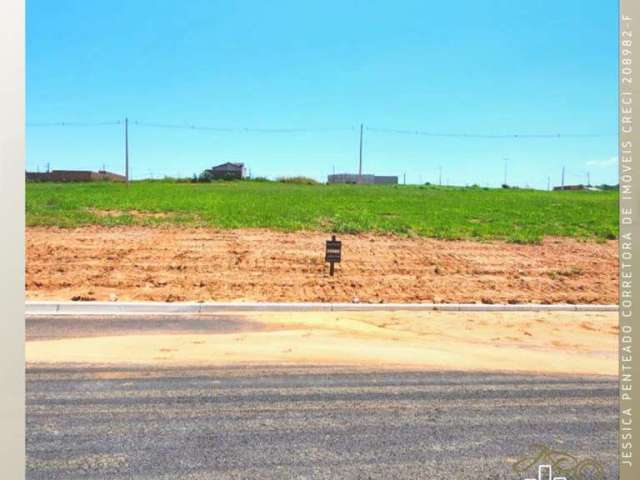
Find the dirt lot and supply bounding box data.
[26,226,618,304]
[27,311,617,375]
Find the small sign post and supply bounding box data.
[325,235,342,276]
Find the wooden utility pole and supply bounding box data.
[125,117,129,184]
[358,124,363,182]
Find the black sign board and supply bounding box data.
[325,235,342,275]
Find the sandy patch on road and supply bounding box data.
[26,226,618,304]
[26,311,618,375]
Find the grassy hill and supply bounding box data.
[26,180,619,243]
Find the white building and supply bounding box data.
[327,173,398,185]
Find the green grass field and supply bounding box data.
[26,181,619,243]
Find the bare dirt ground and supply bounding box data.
[26,226,618,304]
[26,311,617,375]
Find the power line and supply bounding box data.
[27,119,355,133]
[131,121,236,132]
[366,127,614,139]
[26,120,614,138]
[27,121,122,127]
[131,121,356,133]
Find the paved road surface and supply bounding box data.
[26,314,618,479]
[26,365,617,480]
[25,314,266,341]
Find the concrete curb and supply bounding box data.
[25,301,619,315]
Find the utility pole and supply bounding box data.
[561,166,565,190]
[587,171,590,186]
[503,157,508,186]
[438,166,442,186]
[358,123,363,182]
[125,117,129,185]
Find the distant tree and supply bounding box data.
[197,170,214,182]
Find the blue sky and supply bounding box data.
[27,0,618,187]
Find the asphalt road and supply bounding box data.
[26,314,618,479]
[25,314,266,341]
[26,364,617,480]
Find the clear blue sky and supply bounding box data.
[27,0,618,187]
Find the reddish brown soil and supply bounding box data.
[26,227,618,304]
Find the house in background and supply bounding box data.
[553,184,602,192]
[203,162,246,180]
[26,169,126,182]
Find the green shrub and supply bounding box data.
[277,176,319,185]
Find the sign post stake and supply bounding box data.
[325,235,342,276]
